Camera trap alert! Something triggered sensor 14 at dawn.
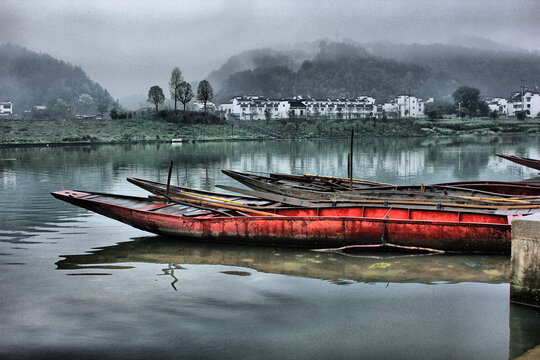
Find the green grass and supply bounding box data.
[1,113,539,145]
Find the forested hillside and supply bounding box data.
[364,42,540,98]
[212,41,540,104]
[0,43,115,114]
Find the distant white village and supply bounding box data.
[210,90,540,120]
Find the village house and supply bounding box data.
[487,98,510,117]
[512,91,540,118]
[0,101,13,115]
[395,95,425,118]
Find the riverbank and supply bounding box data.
[1,112,539,146]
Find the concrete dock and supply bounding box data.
[511,212,540,307]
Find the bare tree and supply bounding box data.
[169,67,183,111]
[148,85,165,112]
[177,81,193,111]
[196,80,213,113]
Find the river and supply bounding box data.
[1,135,540,359]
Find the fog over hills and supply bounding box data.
[0,43,114,114]
[2,38,540,112]
[209,39,540,104]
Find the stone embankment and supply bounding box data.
[511,212,540,307]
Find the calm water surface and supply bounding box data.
[1,135,540,359]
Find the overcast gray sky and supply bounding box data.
[1,0,539,100]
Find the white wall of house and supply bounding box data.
[395,95,420,117]
[381,103,398,116]
[0,102,13,115]
[523,91,540,118]
[510,91,540,118]
[487,98,509,116]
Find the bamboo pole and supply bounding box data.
[150,195,283,217]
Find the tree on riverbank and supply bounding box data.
[197,80,214,113]
[169,67,183,111]
[148,86,165,112]
[177,81,194,111]
[452,86,489,117]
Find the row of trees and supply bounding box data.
[147,67,214,113]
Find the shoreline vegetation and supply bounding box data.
[1,110,539,147]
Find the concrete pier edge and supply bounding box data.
[511,212,540,307]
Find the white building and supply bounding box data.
[417,98,433,116]
[222,95,377,120]
[509,91,540,118]
[487,98,509,117]
[522,91,540,118]
[0,101,13,115]
[395,95,420,117]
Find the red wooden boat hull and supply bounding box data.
[51,190,513,253]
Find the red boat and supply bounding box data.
[496,153,540,171]
[52,190,515,253]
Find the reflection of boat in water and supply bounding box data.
[56,237,510,284]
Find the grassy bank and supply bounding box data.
[1,111,539,146]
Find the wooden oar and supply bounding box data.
[167,188,249,206]
[156,194,234,217]
[150,194,283,217]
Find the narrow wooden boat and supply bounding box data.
[222,169,540,202]
[52,189,515,253]
[496,153,540,171]
[434,181,540,197]
[271,171,540,197]
[222,170,387,200]
[256,171,540,197]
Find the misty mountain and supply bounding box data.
[0,43,114,114]
[207,48,314,92]
[364,41,540,97]
[211,40,540,104]
[213,42,456,103]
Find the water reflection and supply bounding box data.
[56,236,511,285]
[55,237,540,359]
